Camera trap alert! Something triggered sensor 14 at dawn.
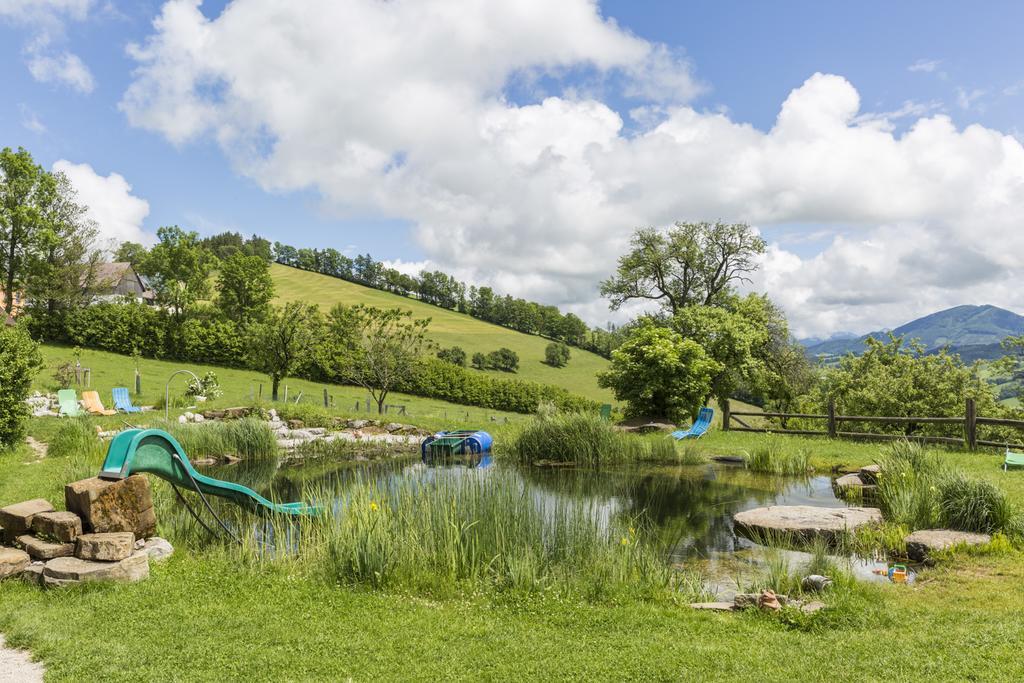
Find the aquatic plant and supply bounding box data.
[744,437,810,475]
[938,474,1015,534]
[47,418,105,460]
[675,441,707,465]
[164,417,278,460]
[510,412,645,466]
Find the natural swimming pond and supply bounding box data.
[196,456,891,588]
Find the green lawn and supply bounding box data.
[36,344,528,431]
[271,263,614,403]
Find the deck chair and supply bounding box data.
[1003,449,1024,472]
[57,389,83,417]
[112,387,142,414]
[671,407,714,440]
[81,390,116,416]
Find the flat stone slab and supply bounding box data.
[733,505,883,541]
[0,547,31,579]
[859,464,882,484]
[42,552,149,587]
[834,473,866,488]
[31,511,82,543]
[76,532,135,561]
[0,499,54,535]
[905,529,992,562]
[16,535,75,561]
[690,602,735,612]
[137,537,174,563]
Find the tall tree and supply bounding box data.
[114,241,148,266]
[216,251,274,323]
[0,147,48,314]
[320,304,431,414]
[601,221,765,315]
[140,226,213,320]
[248,302,321,401]
[598,319,720,423]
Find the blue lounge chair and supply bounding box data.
[112,387,142,414]
[671,407,714,440]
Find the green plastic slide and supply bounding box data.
[99,429,316,516]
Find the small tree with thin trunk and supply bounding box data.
[248,301,320,401]
[323,304,431,414]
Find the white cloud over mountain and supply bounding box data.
[121,0,1024,337]
[52,160,153,247]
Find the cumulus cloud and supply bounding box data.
[121,1,1024,337]
[908,58,940,73]
[0,0,96,93]
[52,160,153,246]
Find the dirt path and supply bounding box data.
[25,436,47,461]
[0,634,45,682]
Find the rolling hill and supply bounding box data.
[270,263,614,403]
[804,304,1024,361]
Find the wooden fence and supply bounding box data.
[722,398,1024,450]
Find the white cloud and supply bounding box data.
[52,160,154,246]
[122,1,1024,337]
[908,58,940,73]
[0,0,96,92]
[18,103,46,133]
[27,51,95,93]
[956,87,986,110]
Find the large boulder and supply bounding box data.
[65,476,156,537]
[76,532,135,562]
[31,511,82,543]
[42,552,149,587]
[905,529,992,562]
[733,505,883,542]
[0,547,31,579]
[16,535,75,561]
[0,499,54,538]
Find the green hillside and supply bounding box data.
[271,264,613,403]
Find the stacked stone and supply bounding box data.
[0,475,172,588]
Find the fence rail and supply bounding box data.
[722,397,1022,450]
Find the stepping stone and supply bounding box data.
[733,505,883,542]
[0,547,31,579]
[16,535,75,561]
[859,464,882,484]
[76,532,135,561]
[801,601,827,614]
[833,473,866,489]
[904,529,992,562]
[31,511,82,543]
[690,602,735,611]
[0,499,54,536]
[42,552,149,587]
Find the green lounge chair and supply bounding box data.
[1003,449,1024,471]
[57,389,83,417]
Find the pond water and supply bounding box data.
[201,455,894,588]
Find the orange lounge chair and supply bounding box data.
[82,390,116,416]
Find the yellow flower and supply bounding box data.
[629,527,636,536]
[620,537,630,546]
[369,501,380,512]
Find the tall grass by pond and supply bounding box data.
[162,417,278,460]
[160,467,708,603]
[876,441,1022,535]
[744,437,810,475]
[511,413,682,466]
[47,418,106,460]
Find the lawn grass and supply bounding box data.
[35,343,528,431]
[271,263,615,403]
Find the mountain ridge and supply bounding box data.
[803,304,1024,361]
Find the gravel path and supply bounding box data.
[0,634,44,682]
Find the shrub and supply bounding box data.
[486,347,519,372]
[65,300,166,357]
[177,313,246,367]
[544,342,570,368]
[939,474,1015,534]
[0,323,43,448]
[185,371,223,400]
[436,346,467,367]
[470,352,487,370]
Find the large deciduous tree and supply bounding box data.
[248,301,321,401]
[140,226,213,320]
[216,251,274,323]
[601,221,765,315]
[0,147,48,315]
[320,304,431,414]
[598,320,720,423]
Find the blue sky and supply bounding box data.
[2,1,1023,335]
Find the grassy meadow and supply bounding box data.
[271,263,615,403]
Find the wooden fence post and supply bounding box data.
[965,397,977,451]
[722,399,731,431]
[827,399,837,439]
[323,388,329,408]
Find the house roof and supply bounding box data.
[90,262,156,300]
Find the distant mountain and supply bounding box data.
[798,331,858,347]
[804,305,1024,361]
